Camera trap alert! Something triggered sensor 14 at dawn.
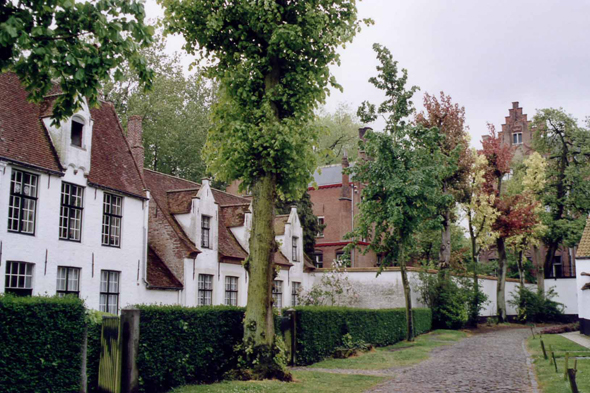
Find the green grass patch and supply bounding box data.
[307,329,467,370]
[169,371,385,393]
[527,334,590,393]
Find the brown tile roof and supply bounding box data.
[0,72,146,198]
[304,253,316,271]
[219,205,249,262]
[143,169,200,256]
[147,247,183,289]
[87,102,146,198]
[211,189,252,205]
[274,215,289,235]
[274,251,293,268]
[582,283,590,291]
[167,189,199,214]
[578,217,590,259]
[0,72,62,173]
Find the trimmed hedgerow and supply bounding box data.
[0,295,86,393]
[292,307,432,365]
[136,305,245,393]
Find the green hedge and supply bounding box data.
[292,307,432,365]
[136,305,245,393]
[0,295,86,393]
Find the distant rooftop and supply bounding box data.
[311,164,343,186]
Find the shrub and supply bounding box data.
[509,286,564,323]
[136,305,245,393]
[417,271,488,329]
[0,294,86,393]
[292,307,431,365]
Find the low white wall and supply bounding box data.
[306,269,536,317]
[545,278,579,315]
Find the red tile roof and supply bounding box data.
[219,205,249,262]
[147,247,183,289]
[0,72,146,198]
[0,72,62,173]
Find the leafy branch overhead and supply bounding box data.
[0,0,154,122]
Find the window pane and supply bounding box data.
[100,271,109,292]
[68,268,80,291]
[109,271,119,293]
[56,267,67,291]
[99,294,107,312]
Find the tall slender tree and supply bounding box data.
[532,109,590,287]
[160,0,367,378]
[415,92,471,270]
[352,44,451,341]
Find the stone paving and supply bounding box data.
[366,328,536,393]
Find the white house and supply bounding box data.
[576,218,590,336]
[0,72,149,313]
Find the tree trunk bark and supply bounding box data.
[399,245,414,342]
[517,249,525,288]
[534,245,544,294]
[496,237,508,322]
[438,210,451,270]
[243,173,281,378]
[544,243,558,278]
[468,213,479,327]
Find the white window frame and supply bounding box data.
[317,217,325,237]
[272,280,283,308]
[56,266,81,297]
[102,193,123,247]
[5,261,34,296]
[59,182,84,242]
[224,276,239,306]
[198,274,213,305]
[512,132,523,145]
[291,282,301,306]
[100,270,120,314]
[201,215,211,249]
[8,169,38,235]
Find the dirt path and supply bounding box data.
[366,328,537,393]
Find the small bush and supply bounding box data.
[0,294,86,393]
[136,305,245,393]
[417,271,488,329]
[509,286,564,323]
[293,307,431,365]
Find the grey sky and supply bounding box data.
[145,0,590,148]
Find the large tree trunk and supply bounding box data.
[399,245,414,341]
[439,210,452,270]
[534,245,544,293]
[496,237,508,322]
[243,174,286,379]
[544,242,558,278]
[517,249,525,288]
[468,215,479,327]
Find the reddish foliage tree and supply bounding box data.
[415,92,472,269]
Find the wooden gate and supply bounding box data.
[98,316,122,393]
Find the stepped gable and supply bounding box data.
[0,72,62,173]
[147,247,183,289]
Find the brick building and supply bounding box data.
[308,128,378,269]
[480,102,576,279]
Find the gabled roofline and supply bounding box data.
[0,156,64,177]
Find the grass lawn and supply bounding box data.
[307,329,467,370]
[169,371,386,393]
[527,334,590,393]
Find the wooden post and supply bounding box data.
[530,326,535,339]
[121,308,140,393]
[567,364,579,393]
[80,325,88,393]
[564,352,569,381]
[551,352,558,373]
[540,339,547,360]
[285,309,297,366]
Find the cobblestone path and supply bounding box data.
[367,328,536,393]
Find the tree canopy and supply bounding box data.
[1,0,154,121]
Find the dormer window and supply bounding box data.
[71,120,84,147]
[201,215,211,249]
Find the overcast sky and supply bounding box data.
[145,0,590,148]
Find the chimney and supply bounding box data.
[127,116,144,168]
[340,150,351,199]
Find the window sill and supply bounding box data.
[101,244,121,249]
[59,238,82,243]
[7,230,35,237]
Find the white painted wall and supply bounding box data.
[544,278,578,315]
[576,259,590,320]
[0,162,148,312]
